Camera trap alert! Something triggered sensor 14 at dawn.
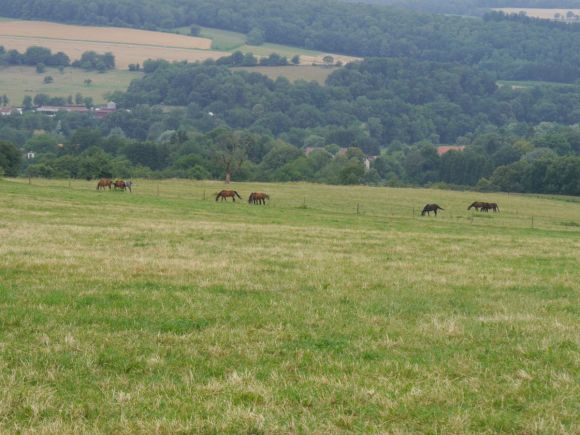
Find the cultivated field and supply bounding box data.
[0,19,225,69]
[0,19,358,70]
[493,8,580,21]
[0,178,578,432]
[0,66,141,104]
[232,65,335,84]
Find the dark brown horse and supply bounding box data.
[468,201,499,212]
[216,190,242,202]
[480,202,500,212]
[114,180,126,191]
[421,204,444,216]
[249,192,269,205]
[468,201,486,211]
[96,178,113,190]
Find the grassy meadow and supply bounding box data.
[0,66,141,105]
[231,66,334,84]
[0,178,578,432]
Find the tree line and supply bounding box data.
[0,46,115,72]
[0,0,579,82]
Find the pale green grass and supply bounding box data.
[232,65,334,84]
[172,25,359,65]
[239,43,325,58]
[497,80,578,89]
[0,66,142,104]
[0,178,578,432]
[174,26,247,51]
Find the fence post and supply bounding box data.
[303,197,306,208]
[356,203,360,215]
[412,207,415,217]
[157,183,160,197]
[68,179,71,189]
[28,176,31,185]
[203,189,206,201]
[531,216,534,229]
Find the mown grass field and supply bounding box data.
[231,66,335,84]
[497,80,577,90]
[173,25,360,66]
[0,178,578,432]
[0,66,141,105]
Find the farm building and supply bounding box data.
[437,145,465,156]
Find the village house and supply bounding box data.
[436,145,465,156]
[0,107,23,116]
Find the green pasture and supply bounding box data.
[0,66,142,105]
[0,178,578,432]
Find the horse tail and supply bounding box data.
[437,205,444,210]
[235,191,241,199]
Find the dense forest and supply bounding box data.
[1,0,579,82]
[1,57,579,194]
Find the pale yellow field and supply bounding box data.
[0,20,225,68]
[0,20,212,48]
[493,8,580,20]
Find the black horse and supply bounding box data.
[421,204,444,216]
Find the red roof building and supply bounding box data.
[437,145,465,156]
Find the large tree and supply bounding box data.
[212,129,247,184]
[0,140,21,177]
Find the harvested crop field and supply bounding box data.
[0,20,225,68]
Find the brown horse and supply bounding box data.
[249,192,269,205]
[421,204,444,216]
[216,190,242,202]
[480,202,500,212]
[114,180,127,191]
[96,178,113,190]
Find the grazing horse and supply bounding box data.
[96,178,113,190]
[481,202,500,212]
[113,179,127,191]
[468,201,487,211]
[249,192,269,205]
[216,190,242,202]
[421,204,444,216]
[124,180,133,193]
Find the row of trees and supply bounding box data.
[0,0,578,82]
[1,104,579,194]
[0,46,115,71]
